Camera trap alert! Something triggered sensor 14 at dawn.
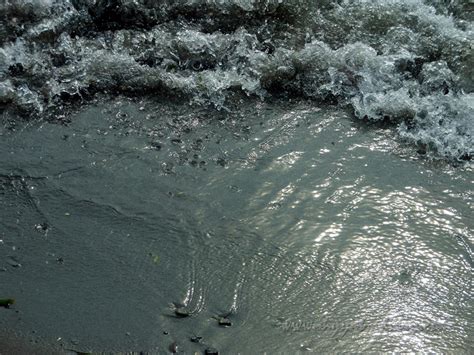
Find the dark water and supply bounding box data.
[0,1,473,354]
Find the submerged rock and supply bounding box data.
[169,341,178,353]
[218,317,232,327]
[174,307,191,318]
[0,298,15,308]
[190,335,202,343]
[205,348,219,355]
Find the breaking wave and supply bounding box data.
[1,0,473,160]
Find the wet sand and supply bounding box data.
[0,330,65,355]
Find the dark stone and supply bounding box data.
[218,317,232,327]
[174,308,190,318]
[150,142,162,150]
[6,256,21,268]
[190,335,202,343]
[417,144,427,155]
[216,158,227,167]
[205,348,219,355]
[0,298,15,308]
[192,139,203,151]
[35,222,49,232]
[169,341,178,353]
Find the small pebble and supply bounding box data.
[190,336,202,343]
[218,317,232,327]
[175,308,190,318]
[205,347,219,355]
[169,341,178,353]
[6,256,21,268]
[150,142,162,150]
[35,223,49,232]
[0,298,15,308]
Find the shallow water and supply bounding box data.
[0,98,472,353]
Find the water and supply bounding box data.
[0,0,473,353]
[0,98,472,353]
[1,0,473,160]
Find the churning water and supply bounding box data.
[1,0,473,160]
[0,1,473,353]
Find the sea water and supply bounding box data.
[0,1,472,353]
